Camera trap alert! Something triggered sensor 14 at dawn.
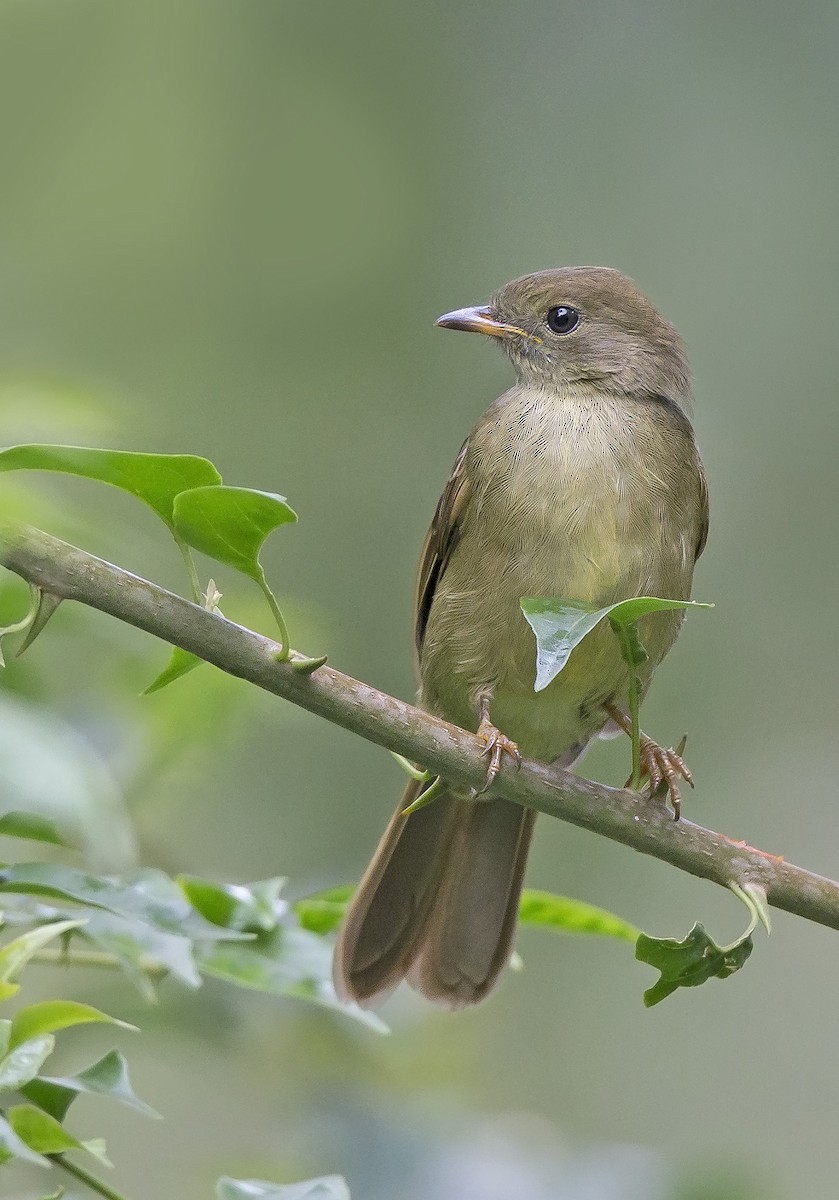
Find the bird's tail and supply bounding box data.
[334,779,535,1009]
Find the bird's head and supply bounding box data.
[437,266,690,403]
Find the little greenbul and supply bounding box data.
[334,266,708,1009]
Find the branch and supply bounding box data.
[2,523,838,933]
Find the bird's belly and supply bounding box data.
[419,469,692,761]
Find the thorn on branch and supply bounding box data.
[291,653,328,675]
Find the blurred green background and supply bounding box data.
[2,0,839,1196]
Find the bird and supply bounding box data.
[334,266,708,1010]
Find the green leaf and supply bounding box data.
[216,1177,350,1200]
[173,486,296,653]
[10,1103,76,1154]
[79,911,200,995]
[0,692,136,871]
[24,1049,160,1121]
[196,926,387,1033]
[0,444,221,529]
[0,865,132,917]
[172,486,297,583]
[0,919,85,984]
[294,886,353,936]
[520,595,713,692]
[635,923,753,1007]
[8,1103,111,1165]
[518,890,640,941]
[10,1001,135,1050]
[0,1109,50,1166]
[0,812,68,848]
[142,646,203,694]
[0,1033,55,1090]
[178,876,287,933]
[20,1077,76,1123]
[196,925,330,994]
[0,865,249,942]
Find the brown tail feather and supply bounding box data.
[408,798,535,1008]
[334,780,534,1009]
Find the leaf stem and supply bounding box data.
[389,752,431,782]
[627,665,642,790]
[173,534,202,604]
[609,618,646,790]
[259,576,290,660]
[54,1153,134,1200]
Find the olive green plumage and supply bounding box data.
[335,267,708,1009]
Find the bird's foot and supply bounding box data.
[475,717,521,793]
[627,734,693,820]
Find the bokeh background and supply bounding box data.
[2,1,839,1196]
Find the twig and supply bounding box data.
[2,523,839,933]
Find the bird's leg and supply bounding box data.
[603,701,693,820]
[475,692,521,793]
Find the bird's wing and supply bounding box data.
[414,438,471,655]
[694,458,710,560]
[652,392,709,561]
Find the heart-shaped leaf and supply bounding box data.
[173,485,297,654]
[520,595,713,692]
[0,444,221,529]
[172,486,296,583]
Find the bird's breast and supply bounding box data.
[470,388,680,599]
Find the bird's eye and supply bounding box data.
[546,306,580,335]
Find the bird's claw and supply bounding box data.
[627,735,693,820]
[476,719,521,793]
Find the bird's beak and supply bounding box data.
[435,305,530,340]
